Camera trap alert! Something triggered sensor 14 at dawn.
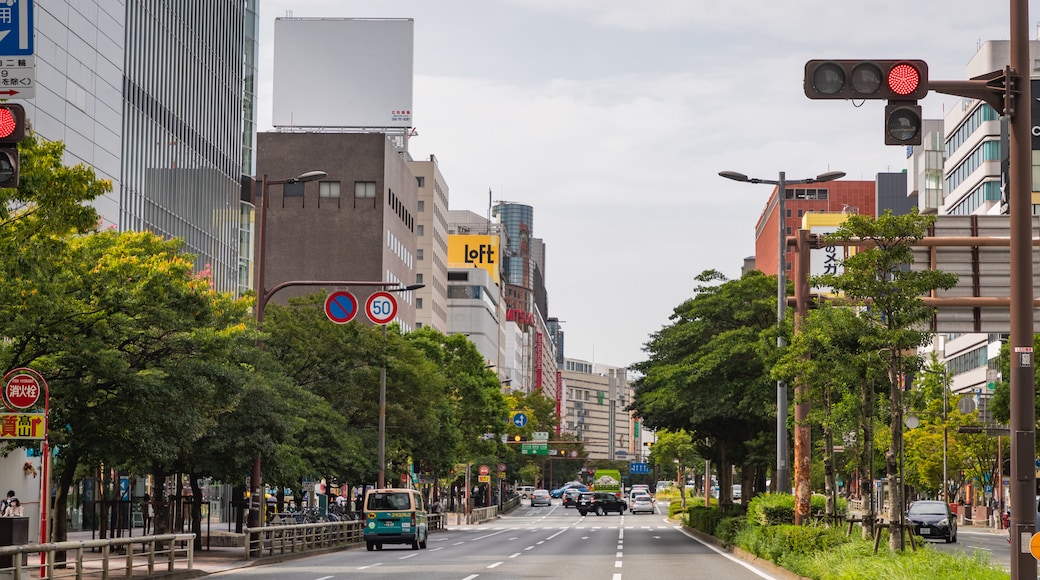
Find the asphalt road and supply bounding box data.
[929,528,1011,571]
[208,499,783,580]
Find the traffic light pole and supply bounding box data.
[1006,1,1035,576]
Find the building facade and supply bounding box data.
[407,154,449,332]
[255,132,419,328]
[560,360,638,461]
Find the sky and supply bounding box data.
[256,0,1018,368]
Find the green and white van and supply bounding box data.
[363,488,428,551]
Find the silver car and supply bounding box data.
[630,494,655,514]
[530,489,552,507]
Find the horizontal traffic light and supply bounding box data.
[804,60,928,100]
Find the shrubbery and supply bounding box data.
[675,493,1006,579]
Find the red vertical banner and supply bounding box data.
[534,332,543,390]
[556,371,563,436]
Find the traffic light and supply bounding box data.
[885,101,923,146]
[0,104,26,188]
[803,60,928,100]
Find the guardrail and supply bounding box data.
[246,513,449,557]
[0,533,194,579]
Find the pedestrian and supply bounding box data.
[141,494,154,534]
[0,491,15,517]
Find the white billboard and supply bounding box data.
[273,18,413,129]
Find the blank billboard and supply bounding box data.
[273,18,413,129]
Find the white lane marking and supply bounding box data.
[653,535,661,539]
[399,553,418,559]
[430,547,445,551]
[488,562,503,569]
[358,563,383,569]
[524,545,535,550]
[615,560,623,568]
[613,575,622,580]
[616,551,623,557]
[546,529,567,540]
[453,541,466,545]
[316,577,334,580]
[472,530,509,541]
[582,536,590,540]
[677,527,781,579]
[462,575,479,580]
[509,552,521,558]
[619,529,624,540]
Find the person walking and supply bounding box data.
[141,494,155,534]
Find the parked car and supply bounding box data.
[562,487,587,508]
[629,494,655,514]
[577,492,628,516]
[906,500,957,543]
[732,484,742,501]
[530,489,552,507]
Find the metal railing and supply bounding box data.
[245,513,449,557]
[0,533,194,579]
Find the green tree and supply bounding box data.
[631,269,777,504]
[815,208,957,549]
[648,429,698,508]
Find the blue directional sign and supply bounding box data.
[630,462,651,475]
[512,412,528,428]
[0,0,33,56]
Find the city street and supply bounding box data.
[207,499,782,580]
[930,528,1011,571]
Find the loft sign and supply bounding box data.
[464,243,495,265]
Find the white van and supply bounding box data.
[517,486,535,499]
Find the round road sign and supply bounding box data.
[324,291,359,324]
[478,465,490,476]
[512,412,528,428]
[365,291,398,325]
[1030,532,1040,560]
[5,373,41,409]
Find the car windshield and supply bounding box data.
[908,502,947,516]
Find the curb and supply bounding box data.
[679,523,811,580]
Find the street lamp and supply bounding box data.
[377,283,424,490]
[249,170,326,532]
[916,366,951,503]
[718,169,845,499]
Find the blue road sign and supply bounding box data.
[512,412,528,428]
[629,462,650,475]
[0,1,33,56]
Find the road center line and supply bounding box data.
[399,553,418,559]
[461,575,479,580]
[615,560,623,568]
[509,552,521,558]
[358,563,383,570]
[488,562,503,569]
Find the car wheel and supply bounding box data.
[375,543,383,551]
[578,510,587,516]
[420,531,428,549]
[596,506,605,516]
[412,539,420,550]
[366,542,374,551]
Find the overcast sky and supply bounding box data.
[257,0,1018,368]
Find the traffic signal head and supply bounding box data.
[885,101,923,146]
[804,60,928,100]
[0,104,26,143]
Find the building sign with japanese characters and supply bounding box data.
[0,413,45,439]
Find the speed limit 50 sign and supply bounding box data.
[365,291,398,325]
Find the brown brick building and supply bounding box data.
[255,132,420,328]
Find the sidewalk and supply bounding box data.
[59,514,478,577]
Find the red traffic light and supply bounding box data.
[804,60,928,100]
[0,104,25,143]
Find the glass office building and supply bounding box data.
[31,1,254,294]
[121,2,248,294]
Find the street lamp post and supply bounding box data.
[376,283,424,490]
[918,367,950,503]
[718,169,845,502]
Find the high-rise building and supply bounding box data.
[27,2,254,294]
[560,360,637,461]
[408,155,449,332]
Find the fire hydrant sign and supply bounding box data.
[4,373,40,408]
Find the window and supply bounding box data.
[355,181,376,198]
[416,273,424,284]
[319,181,340,198]
[416,176,425,187]
[418,200,425,212]
[416,297,424,309]
[417,249,424,260]
[283,182,304,197]
[418,224,424,236]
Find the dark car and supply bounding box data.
[562,487,587,508]
[906,500,957,543]
[577,492,627,516]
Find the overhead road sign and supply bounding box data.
[0,0,33,56]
